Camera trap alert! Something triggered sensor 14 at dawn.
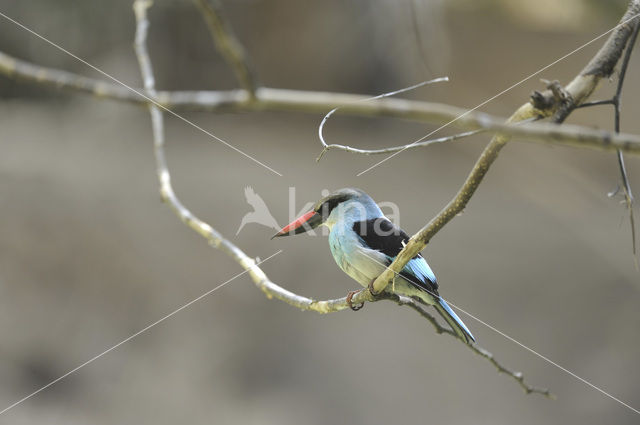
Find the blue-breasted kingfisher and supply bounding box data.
[272,188,475,343]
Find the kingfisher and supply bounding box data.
[271,188,475,343]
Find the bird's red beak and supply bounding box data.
[271,211,322,239]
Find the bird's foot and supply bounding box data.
[346,290,365,311]
[368,278,381,297]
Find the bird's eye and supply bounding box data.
[316,196,346,216]
[316,201,332,216]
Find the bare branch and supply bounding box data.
[547,2,640,123]
[0,50,138,100]
[368,0,640,297]
[194,0,257,96]
[3,51,640,155]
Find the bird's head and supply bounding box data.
[271,188,378,239]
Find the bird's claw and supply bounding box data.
[368,278,378,296]
[346,290,364,311]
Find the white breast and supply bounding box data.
[328,220,389,287]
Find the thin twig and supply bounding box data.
[577,99,615,108]
[194,0,256,97]
[409,0,435,78]
[469,343,555,398]
[598,19,638,254]
[316,129,483,160]
[568,18,640,262]
[383,293,553,397]
[580,19,640,261]
[316,117,537,160]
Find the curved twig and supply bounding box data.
[316,129,483,160]
[317,78,449,160]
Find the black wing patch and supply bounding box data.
[352,217,410,257]
[352,217,438,293]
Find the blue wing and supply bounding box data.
[405,256,437,288]
[353,217,438,293]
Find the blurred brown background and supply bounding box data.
[1,0,639,424]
